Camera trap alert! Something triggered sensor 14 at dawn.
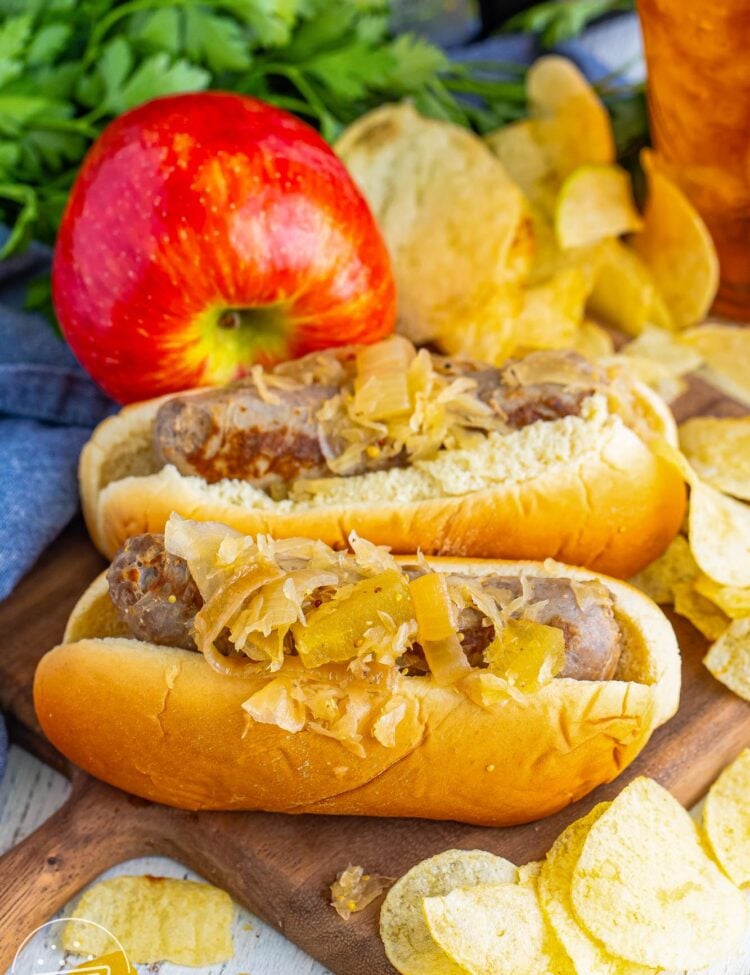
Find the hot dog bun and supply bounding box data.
[34,557,680,826]
[80,383,685,579]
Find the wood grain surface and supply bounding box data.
[0,374,748,975]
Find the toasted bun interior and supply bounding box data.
[36,558,680,825]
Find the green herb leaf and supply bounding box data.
[383,34,450,94]
[134,9,181,55]
[0,13,32,60]
[115,53,210,113]
[505,0,634,48]
[229,0,306,49]
[0,182,38,257]
[306,41,395,101]
[184,8,252,73]
[27,23,72,66]
[97,37,134,110]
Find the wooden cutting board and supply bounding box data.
[0,375,748,975]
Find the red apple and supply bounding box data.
[52,92,396,403]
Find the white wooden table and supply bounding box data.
[1,743,748,975]
[0,746,330,975]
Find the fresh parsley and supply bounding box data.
[0,0,529,261]
[505,0,635,48]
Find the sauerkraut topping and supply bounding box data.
[244,338,662,496]
[330,865,393,920]
[160,516,620,753]
[241,338,639,488]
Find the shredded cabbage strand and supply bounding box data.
[163,515,589,752]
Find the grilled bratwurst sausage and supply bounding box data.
[107,534,203,651]
[107,533,621,681]
[153,350,598,490]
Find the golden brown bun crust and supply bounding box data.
[80,389,686,579]
[34,560,680,825]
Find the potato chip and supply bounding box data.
[614,352,686,403]
[679,416,750,502]
[513,266,589,349]
[556,165,643,249]
[587,238,673,335]
[704,748,750,887]
[570,777,747,969]
[682,323,750,408]
[63,876,234,965]
[630,151,719,328]
[704,616,750,702]
[571,320,615,360]
[528,207,604,286]
[518,861,543,883]
[629,534,697,604]
[689,479,750,587]
[539,803,653,975]
[527,56,615,179]
[335,103,530,346]
[485,120,557,213]
[441,265,587,365]
[694,573,750,619]
[424,880,573,975]
[379,849,517,975]
[624,327,703,377]
[672,580,730,640]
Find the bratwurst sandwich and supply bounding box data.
[35,516,680,825]
[81,337,685,576]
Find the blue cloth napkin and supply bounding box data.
[0,238,114,600]
[451,13,643,83]
[0,13,642,605]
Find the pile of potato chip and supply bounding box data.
[630,418,750,699]
[380,770,750,975]
[335,56,724,373]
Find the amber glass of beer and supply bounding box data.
[638,0,750,320]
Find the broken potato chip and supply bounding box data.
[672,580,730,640]
[556,164,642,249]
[624,327,703,376]
[63,876,234,966]
[704,748,750,887]
[680,416,750,501]
[571,320,615,360]
[689,479,750,588]
[694,573,750,619]
[527,56,615,179]
[614,352,687,404]
[570,777,747,970]
[379,849,517,975]
[630,150,719,328]
[704,616,750,703]
[335,103,530,347]
[485,120,557,214]
[682,323,750,407]
[587,237,673,335]
[629,534,698,604]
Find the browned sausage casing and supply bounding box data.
[153,351,598,489]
